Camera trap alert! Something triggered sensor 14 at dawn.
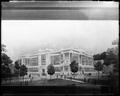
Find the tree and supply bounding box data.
[1,44,13,79]
[19,65,28,81]
[47,64,55,79]
[14,60,21,77]
[93,54,101,60]
[106,40,119,93]
[94,61,103,80]
[94,50,118,73]
[1,64,11,79]
[93,52,106,60]
[104,51,118,66]
[100,52,107,60]
[1,44,12,66]
[1,44,6,52]
[2,53,12,66]
[70,60,78,78]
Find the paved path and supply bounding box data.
[61,78,85,83]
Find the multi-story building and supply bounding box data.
[20,48,96,79]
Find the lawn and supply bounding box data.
[2,78,113,94]
[2,78,79,86]
[29,79,82,86]
[2,78,102,88]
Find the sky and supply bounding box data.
[2,20,119,62]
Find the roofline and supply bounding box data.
[20,48,93,58]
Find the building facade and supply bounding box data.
[20,48,96,79]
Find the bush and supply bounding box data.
[86,78,111,85]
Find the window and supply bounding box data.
[79,55,81,64]
[79,66,82,71]
[51,56,54,64]
[64,66,69,71]
[71,53,78,63]
[28,58,30,65]
[55,67,62,72]
[25,59,27,65]
[24,58,30,65]
[70,53,72,62]
[30,73,40,77]
[84,67,89,72]
[61,54,64,63]
[54,55,60,65]
[41,54,46,65]
[23,58,25,64]
[86,57,89,65]
[42,69,45,73]
[64,52,69,59]
[51,55,60,65]
[64,52,70,64]
[89,58,91,65]
[28,67,38,72]
[30,57,38,66]
[82,56,86,65]
[88,58,90,65]
[42,69,46,76]
[61,66,63,71]
[89,58,93,65]
[84,67,94,72]
[85,57,88,65]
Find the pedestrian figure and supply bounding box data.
[29,74,32,82]
[57,75,58,78]
[31,76,34,82]
[29,74,31,78]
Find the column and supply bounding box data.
[81,55,82,65]
[80,55,82,65]
[85,56,87,65]
[22,57,24,65]
[80,55,82,75]
[38,55,41,78]
[78,54,80,65]
[68,52,70,75]
[61,52,65,77]
[69,52,70,64]
[86,56,87,65]
[70,51,72,63]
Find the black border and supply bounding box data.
[1,1,119,96]
[1,1,119,20]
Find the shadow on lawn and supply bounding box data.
[2,78,118,95]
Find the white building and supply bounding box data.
[20,48,96,79]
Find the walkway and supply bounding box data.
[61,78,85,83]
